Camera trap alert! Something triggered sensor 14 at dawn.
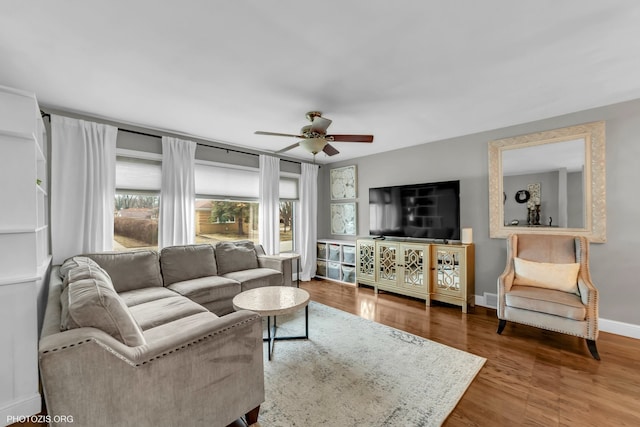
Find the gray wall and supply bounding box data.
[319,97,640,326]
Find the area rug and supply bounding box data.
[260,302,486,427]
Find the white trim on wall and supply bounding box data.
[599,318,640,340]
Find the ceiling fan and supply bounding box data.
[254,111,373,157]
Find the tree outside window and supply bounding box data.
[195,199,259,244]
[194,199,295,252]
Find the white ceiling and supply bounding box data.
[2,1,640,164]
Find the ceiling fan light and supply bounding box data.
[299,138,327,154]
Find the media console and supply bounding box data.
[356,238,475,313]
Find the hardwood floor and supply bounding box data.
[12,278,639,427]
[301,279,640,427]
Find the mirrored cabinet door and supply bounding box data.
[376,242,398,286]
[430,244,475,313]
[356,239,375,283]
[401,244,428,290]
[433,247,461,294]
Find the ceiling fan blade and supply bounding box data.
[255,131,304,138]
[328,134,374,143]
[310,116,332,134]
[276,141,302,154]
[322,143,340,156]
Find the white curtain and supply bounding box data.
[51,115,117,264]
[159,136,196,249]
[296,162,319,281]
[259,155,280,255]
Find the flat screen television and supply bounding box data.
[369,180,460,240]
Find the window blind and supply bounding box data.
[115,156,161,191]
[195,163,299,200]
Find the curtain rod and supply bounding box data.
[118,128,310,166]
[118,128,257,158]
[42,110,308,166]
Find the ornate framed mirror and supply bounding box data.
[488,121,606,242]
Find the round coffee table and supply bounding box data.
[233,286,310,360]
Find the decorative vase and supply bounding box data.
[527,208,534,225]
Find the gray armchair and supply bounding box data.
[497,234,600,359]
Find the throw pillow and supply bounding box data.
[60,262,113,330]
[215,242,259,275]
[62,264,146,347]
[513,257,580,294]
[62,259,112,289]
[59,256,101,282]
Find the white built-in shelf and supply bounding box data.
[0,84,49,422]
[316,238,357,286]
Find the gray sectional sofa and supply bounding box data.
[39,241,293,427]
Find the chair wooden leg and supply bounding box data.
[246,405,260,425]
[586,339,601,360]
[497,319,507,334]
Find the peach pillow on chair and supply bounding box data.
[513,257,580,294]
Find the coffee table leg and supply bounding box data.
[271,315,277,359]
[263,316,280,360]
[263,306,309,360]
[266,316,272,361]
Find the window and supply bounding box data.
[195,199,259,244]
[194,162,300,253]
[111,154,300,253]
[279,176,298,253]
[114,153,161,251]
[279,200,294,252]
[114,193,159,250]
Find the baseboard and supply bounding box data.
[474,293,497,310]
[0,393,41,426]
[474,294,640,340]
[599,318,640,340]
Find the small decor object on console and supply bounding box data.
[461,228,473,244]
[527,183,541,209]
[515,189,530,204]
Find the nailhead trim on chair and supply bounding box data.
[577,236,598,339]
[504,316,589,339]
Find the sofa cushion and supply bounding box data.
[215,241,259,275]
[167,276,241,307]
[514,257,580,294]
[142,311,220,343]
[160,244,218,286]
[223,268,282,291]
[86,250,163,293]
[505,285,586,321]
[128,296,208,330]
[119,287,178,307]
[62,265,146,346]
